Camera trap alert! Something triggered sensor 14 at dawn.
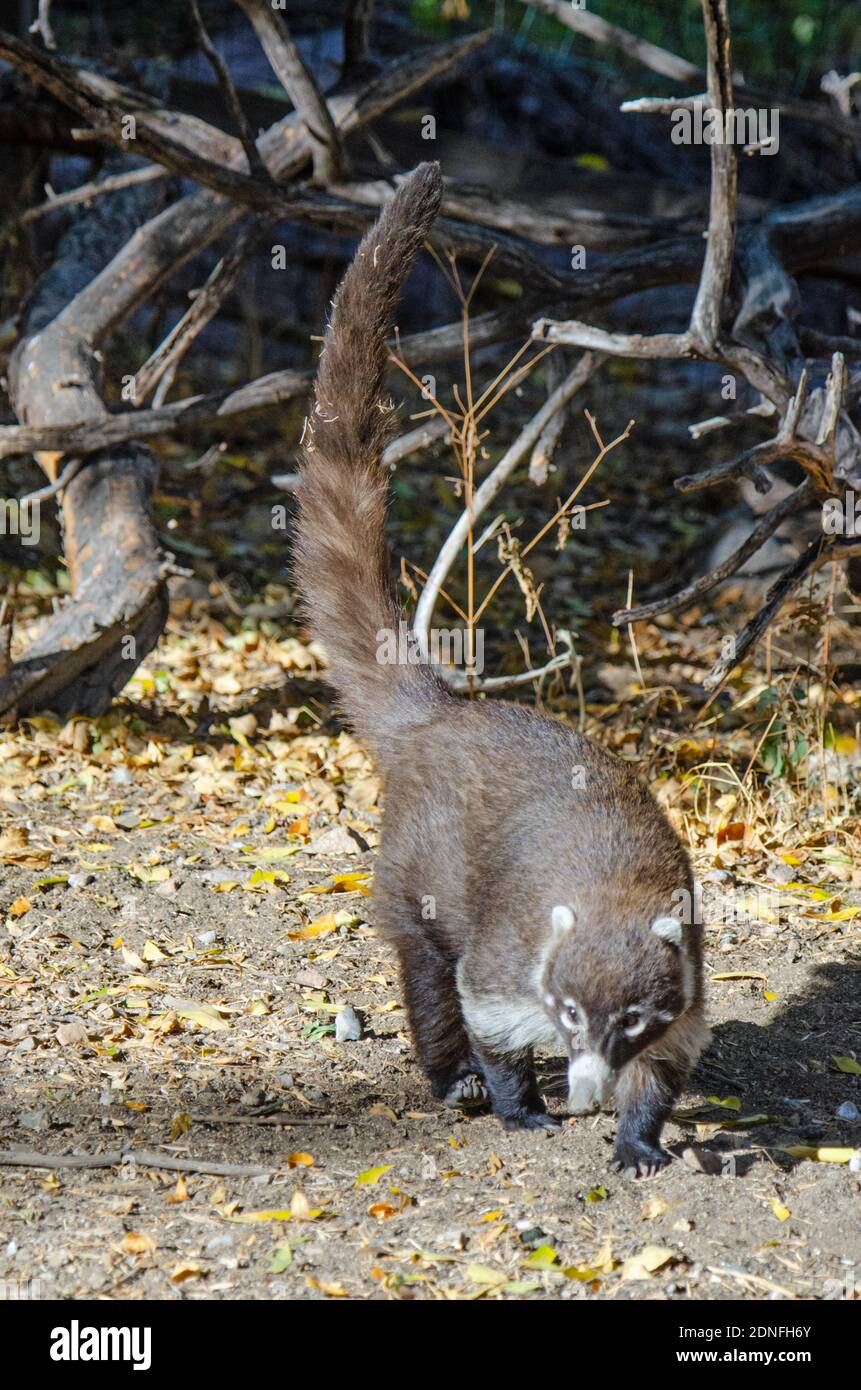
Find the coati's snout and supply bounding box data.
[541,902,690,1115]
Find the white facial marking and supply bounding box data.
[559,1011,575,1031]
[624,1015,647,1038]
[551,904,575,934]
[567,1052,614,1115]
[651,915,683,946]
[543,992,555,1008]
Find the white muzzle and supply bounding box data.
[566,1052,615,1114]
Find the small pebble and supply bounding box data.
[115,811,140,830]
[518,1226,549,1248]
[204,1234,235,1255]
[67,872,95,889]
[335,1006,362,1042]
[836,1101,859,1120]
[56,1021,88,1046]
[240,1087,268,1110]
[308,824,361,856]
[295,969,327,989]
[19,1107,50,1132]
[682,1145,723,1176]
[205,868,237,886]
[197,930,217,945]
[849,1151,861,1173]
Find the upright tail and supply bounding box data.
[294,162,449,753]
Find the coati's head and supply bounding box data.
[540,903,693,1114]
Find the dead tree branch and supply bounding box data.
[234,0,346,183]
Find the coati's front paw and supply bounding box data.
[611,1138,671,1178]
[501,1107,561,1133]
[443,1073,489,1109]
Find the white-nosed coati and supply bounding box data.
[295,162,708,1177]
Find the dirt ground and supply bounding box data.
[0,619,859,1303]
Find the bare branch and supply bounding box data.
[188,0,272,183]
[342,0,376,83]
[134,218,266,403]
[234,0,346,182]
[702,536,861,691]
[689,1,737,353]
[523,0,701,84]
[612,479,814,624]
[382,415,452,469]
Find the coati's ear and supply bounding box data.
[651,915,683,947]
[551,904,575,935]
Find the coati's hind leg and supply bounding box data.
[612,1009,709,1177]
[395,934,488,1110]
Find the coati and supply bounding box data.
[294,162,708,1176]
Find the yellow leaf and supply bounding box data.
[120,1231,156,1256]
[781,1146,856,1163]
[523,1245,558,1268]
[620,1245,676,1281]
[142,940,167,962]
[763,990,779,1002]
[297,909,360,941]
[711,972,767,982]
[9,897,31,917]
[211,880,240,893]
[171,998,229,1031]
[128,863,170,883]
[466,1263,506,1286]
[290,1190,321,1220]
[306,1276,348,1297]
[170,1261,202,1283]
[287,1152,314,1168]
[769,1198,791,1221]
[639,1198,670,1220]
[367,1202,397,1220]
[165,1175,189,1204]
[330,872,372,889]
[232,1209,294,1223]
[819,907,860,921]
[355,1164,391,1187]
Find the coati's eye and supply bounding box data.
[621,1008,645,1036]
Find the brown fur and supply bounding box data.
[293,163,706,1172]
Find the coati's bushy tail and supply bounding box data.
[294,162,449,751]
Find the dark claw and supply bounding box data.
[501,1108,561,1133]
[611,1140,671,1178]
